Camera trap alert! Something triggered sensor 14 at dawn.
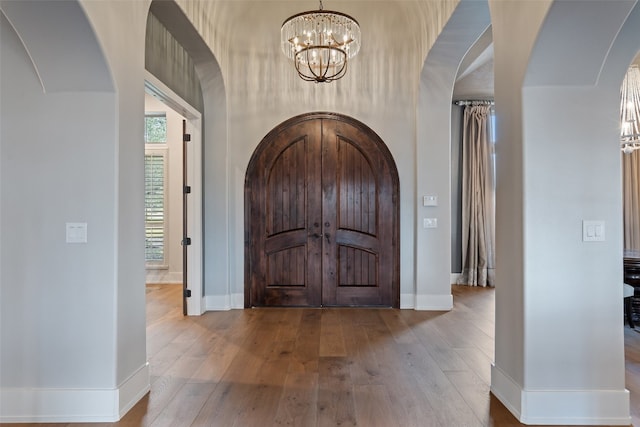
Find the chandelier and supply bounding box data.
[621,65,640,154]
[281,1,360,83]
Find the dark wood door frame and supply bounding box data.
[244,112,400,308]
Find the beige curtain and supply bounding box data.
[624,150,640,251]
[458,105,495,287]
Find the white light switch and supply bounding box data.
[582,220,605,242]
[423,218,438,228]
[423,195,438,206]
[66,222,87,243]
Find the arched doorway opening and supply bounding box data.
[245,112,400,308]
[145,0,227,315]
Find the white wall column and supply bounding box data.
[0,0,150,421]
[416,0,491,310]
[490,1,633,424]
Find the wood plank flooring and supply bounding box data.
[4,284,639,426]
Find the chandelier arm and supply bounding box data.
[295,49,321,82]
[332,60,347,81]
[281,3,360,83]
[319,50,331,81]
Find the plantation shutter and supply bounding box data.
[145,152,166,263]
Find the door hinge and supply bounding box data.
[184,185,191,194]
[182,237,191,246]
[184,289,192,298]
[183,133,191,142]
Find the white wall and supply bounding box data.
[0,11,117,388]
[174,0,458,308]
[489,0,633,424]
[79,1,151,407]
[489,0,550,401]
[144,93,184,284]
[0,4,137,420]
[417,0,491,310]
[1,0,153,421]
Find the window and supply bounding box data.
[145,113,167,144]
[144,113,168,266]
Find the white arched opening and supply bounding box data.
[416,0,491,309]
[148,0,230,311]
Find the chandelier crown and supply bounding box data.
[281,1,361,83]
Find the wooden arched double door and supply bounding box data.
[245,113,399,307]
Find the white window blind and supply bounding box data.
[145,151,167,264]
[144,112,168,266]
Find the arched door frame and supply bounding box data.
[244,112,401,308]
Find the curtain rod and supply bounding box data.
[454,100,494,106]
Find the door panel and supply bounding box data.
[254,122,322,306]
[246,113,398,307]
[322,121,395,306]
[266,140,307,235]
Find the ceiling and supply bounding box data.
[159,0,472,111]
[164,1,640,105]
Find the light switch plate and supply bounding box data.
[66,222,88,243]
[582,220,605,242]
[423,218,438,228]
[423,195,438,206]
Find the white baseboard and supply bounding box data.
[400,293,415,308]
[0,388,118,423]
[0,363,149,423]
[491,363,631,425]
[231,293,244,308]
[205,293,244,310]
[187,296,205,316]
[520,388,630,425]
[205,293,440,311]
[490,363,523,420]
[450,273,461,284]
[414,293,453,311]
[145,270,182,284]
[203,292,452,311]
[118,362,150,418]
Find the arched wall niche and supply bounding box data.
[0,0,113,92]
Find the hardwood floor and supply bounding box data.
[5,284,639,426]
